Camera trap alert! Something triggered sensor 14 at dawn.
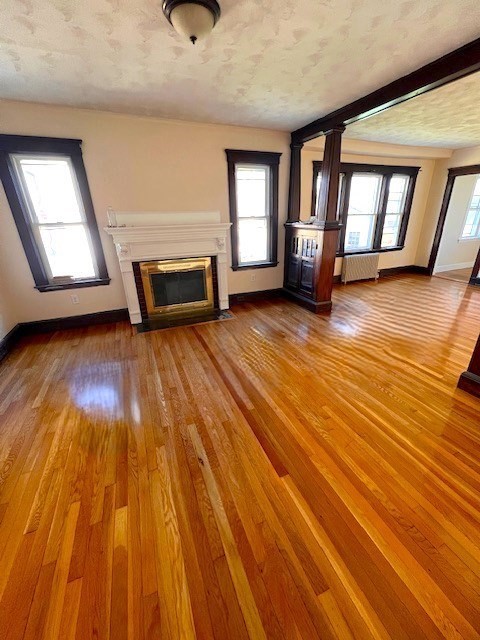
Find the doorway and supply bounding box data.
[429,165,480,286]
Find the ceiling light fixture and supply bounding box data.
[162,0,221,45]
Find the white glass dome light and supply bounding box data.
[162,0,221,45]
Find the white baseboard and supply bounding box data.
[434,261,474,274]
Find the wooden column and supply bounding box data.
[458,334,480,397]
[286,139,304,223]
[283,127,344,313]
[316,127,345,222]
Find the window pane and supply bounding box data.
[461,176,480,239]
[238,218,268,264]
[386,175,409,214]
[344,215,376,251]
[348,174,382,215]
[474,177,480,196]
[39,225,96,279]
[236,165,268,218]
[381,214,401,247]
[14,156,83,223]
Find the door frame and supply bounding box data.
[428,163,480,285]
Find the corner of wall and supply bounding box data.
[0,275,19,340]
[414,157,449,267]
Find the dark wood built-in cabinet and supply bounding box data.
[283,127,343,312]
[284,221,341,312]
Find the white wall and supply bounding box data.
[435,173,480,271]
[416,144,480,267]
[0,100,290,325]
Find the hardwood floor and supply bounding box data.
[0,274,480,639]
[433,267,474,284]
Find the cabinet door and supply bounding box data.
[299,259,314,294]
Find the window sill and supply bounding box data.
[35,277,111,292]
[458,237,480,243]
[337,246,405,258]
[231,261,279,272]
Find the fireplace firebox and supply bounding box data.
[139,257,214,319]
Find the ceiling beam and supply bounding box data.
[292,38,480,143]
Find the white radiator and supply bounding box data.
[341,253,380,284]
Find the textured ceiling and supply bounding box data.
[0,0,479,132]
[346,72,480,148]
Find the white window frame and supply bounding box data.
[235,163,271,267]
[460,176,480,241]
[344,172,383,253]
[10,153,100,283]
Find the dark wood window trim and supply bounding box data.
[312,161,419,257]
[428,163,480,282]
[0,134,109,292]
[226,149,281,271]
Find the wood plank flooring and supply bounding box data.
[0,274,479,639]
[434,267,474,284]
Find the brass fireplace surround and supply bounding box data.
[140,257,214,319]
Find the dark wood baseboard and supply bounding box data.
[333,264,430,284]
[458,371,480,398]
[380,265,430,277]
[0,324,22,364]
[229,289,283,305]
[21,308,129,336]
[282,288,332,313]
[0,308,129,364]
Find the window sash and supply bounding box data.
[11,154,85,226]
[235,164,270,220]
[0,135,109,291]
[237,216,270,265]
[344,213,377,252]
[10,154,100,283]
[461,181,480,239]
[313,162,417,255]
[226,149,281,271]
[381,213,403,248]
[31,221,100,281]
[235,164,271,265]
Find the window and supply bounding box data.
[226,149,281,270]
[346,231,361,249]
[344,173,383,252]
[312,162,419,256]
[461,176,480,240]
[0,135,109,291]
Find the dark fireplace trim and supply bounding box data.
[133,256,219,324]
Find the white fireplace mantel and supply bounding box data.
[104,211,232,324]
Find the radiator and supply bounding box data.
[341,253,380,284]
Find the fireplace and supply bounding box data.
[139,257,215,319]
[104,211,231,325]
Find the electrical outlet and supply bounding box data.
[71,294,79,305]
[250,273,256,282]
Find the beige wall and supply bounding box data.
[435,173,480,271]
[0,98,468,331]
[301,139,448,276]
[0,100,290,325]
[0,208,19,339]
[416,144,480,267]
[0,279,17,340]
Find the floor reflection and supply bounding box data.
[70,362,123,419]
